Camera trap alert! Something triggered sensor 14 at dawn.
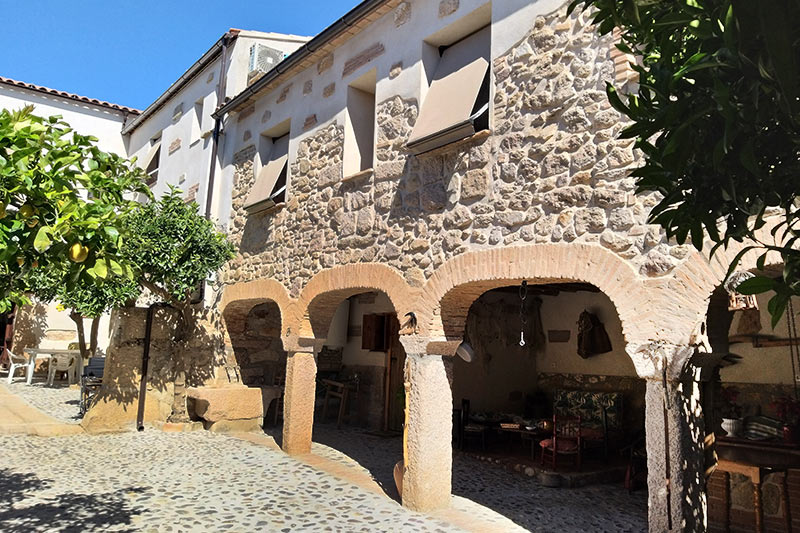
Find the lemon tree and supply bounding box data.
[0,106,150,310]
[26,265,139,359]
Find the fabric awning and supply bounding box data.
[407,26,490,154]
[244,134,289,214]
[141,141,161,172]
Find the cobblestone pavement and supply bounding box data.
[4,384,647,532]
[0,430,464,533]
[6,378,81,424]
[311,424,648,533]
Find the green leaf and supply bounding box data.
[768,292,789,328]
[108,259,124,276]
[33,226,52,252]
[103,226,120,242]
[605,83,630,116]
[92,259,108,279]
[735,276,776,295]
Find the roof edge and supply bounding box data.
[213,0,389,120]
[0,76,140,115]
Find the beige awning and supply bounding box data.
[244,134,289,214]
[141,141,161,171]
[407,26,490,154]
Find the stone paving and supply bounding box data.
[310,424,648,533]
[0,430,464,532]
[1,382,647,532]
[6,378,82,424]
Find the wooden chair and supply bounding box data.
[539,414,582,471]
[321,379,352,428]
[460,399,488,451]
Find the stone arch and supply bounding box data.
[663,222,787,356]
[420,244,677,377]
[220,279,296,342]
[296,263,416,339]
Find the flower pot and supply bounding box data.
[721,418,742,437]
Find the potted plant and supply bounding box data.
[720,387,743,437]
[771,396,800,443]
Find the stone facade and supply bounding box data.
[212,1,782,529]
[223,6,693,308]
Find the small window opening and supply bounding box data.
[344,69,377,177]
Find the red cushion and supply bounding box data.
[539,438,579,453]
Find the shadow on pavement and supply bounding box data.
[0,468,146,532]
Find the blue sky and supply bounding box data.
[0,0,361,110]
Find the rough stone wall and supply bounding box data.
[225,124,345,297]
[222,5,692,306]
[82,305,230,431]
[489,8,689,277]
[228,302,286,386]
[82,307,178,431]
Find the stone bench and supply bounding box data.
[186,386,283,432]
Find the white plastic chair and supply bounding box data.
[5,350,34,385]
[46,354,77,386]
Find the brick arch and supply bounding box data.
[421,244,646,339]
[664,221,786,345]
[220,279,296,340]
[417,244,688,376]
[296,264,416,339]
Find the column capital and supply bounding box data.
[626,341,698,381]
[399,335,461,357]
[283,335,325,355]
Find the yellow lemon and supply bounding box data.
[19,204,35,218]
[0,204,6,219]
[68,243,89,263]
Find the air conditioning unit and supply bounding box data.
[248,44,286,86]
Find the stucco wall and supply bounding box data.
[128,33,309,211]
[721,294,800,385]
[0,85,128,155]
[340,292,395,368]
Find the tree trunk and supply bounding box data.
[167,305,192,423]
[69,311,89,361]
[89,316,100,358]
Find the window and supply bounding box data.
[244,132,289,214]
[343,69,376,177]
[407,25,490,154]
[143,136,161,187]
[191,98,204,143]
